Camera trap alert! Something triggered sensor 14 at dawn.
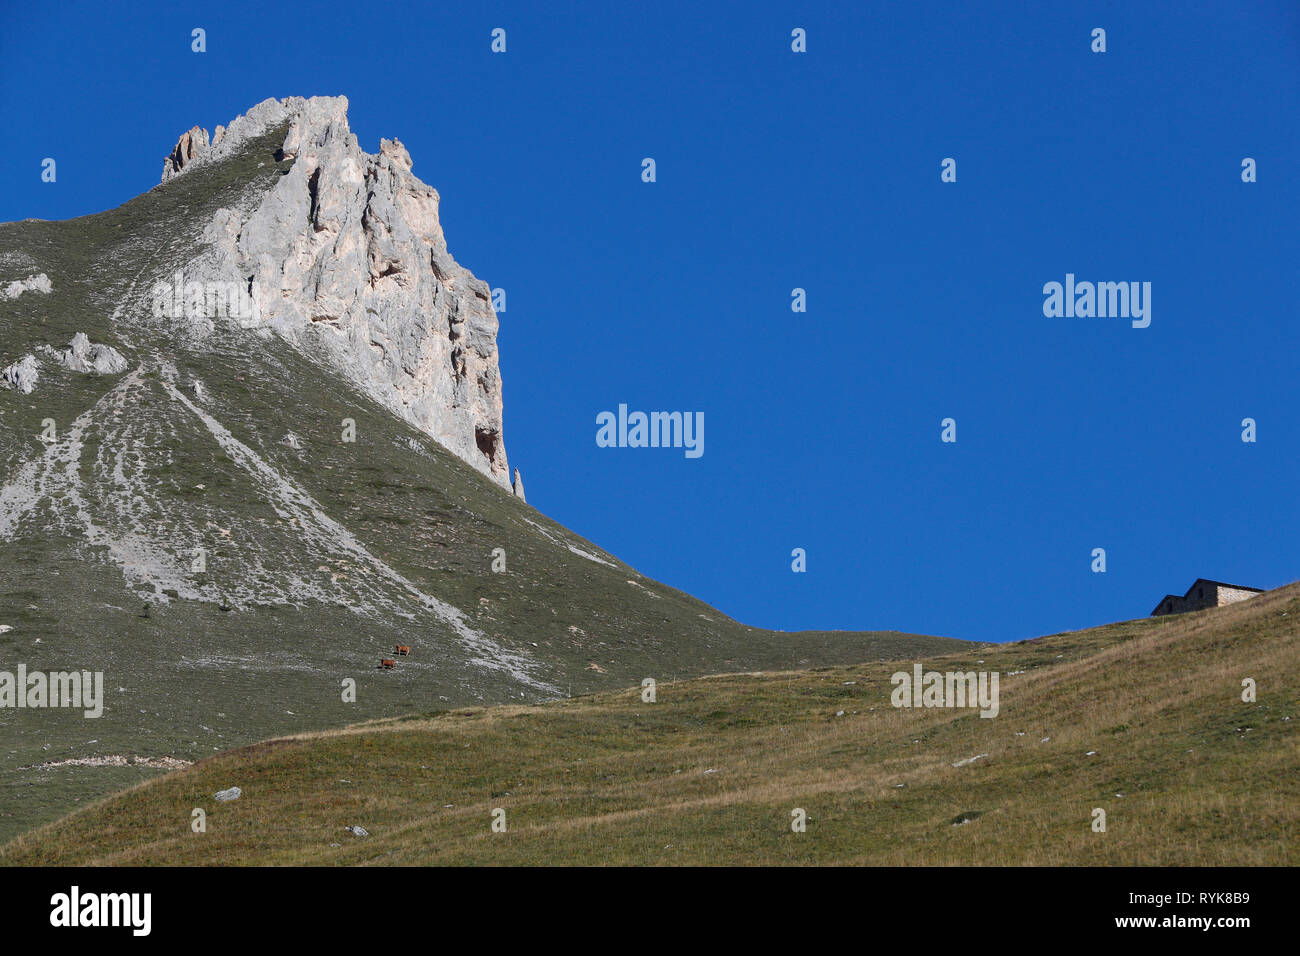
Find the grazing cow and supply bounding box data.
[395,645,411,657]
[380,658,396,670]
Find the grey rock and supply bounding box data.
[1,273,52,300]
[1,355,40,394]
[171,96,511,487]
[162,126,210,181]
[512,467,525,502]
[213,786,242,801]
[43,333,128,375]
[345,825,369,837]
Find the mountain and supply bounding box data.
[0,97,966,844]
[156,96,511,487]
[3,579,1294,866]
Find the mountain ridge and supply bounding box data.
[0,101,968,844]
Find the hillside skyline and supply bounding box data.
[3,1,1296,642]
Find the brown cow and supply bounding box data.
[395,645,411,657]
[380,658,396,670]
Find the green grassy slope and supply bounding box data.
[0,127,967,844]
[4,581,1295,866]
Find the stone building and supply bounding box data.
[1151,578,1263,616]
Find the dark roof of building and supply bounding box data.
[1184,578,1264,597]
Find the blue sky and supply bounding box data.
[2,1,1297,642]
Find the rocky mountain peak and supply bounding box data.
[161,125,210,180]
[160,96,510,486]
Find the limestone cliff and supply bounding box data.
[160,96,510,486]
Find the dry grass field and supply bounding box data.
[3,581,1296,866]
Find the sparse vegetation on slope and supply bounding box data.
[6,582,1294,866]
[0,119,965,845]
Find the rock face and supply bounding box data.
[1,273,52,300]
[512,467,526,502]
[161,96,511,487]
[162,126,211,181]
[43,333,128,375]
[0,354,39,393]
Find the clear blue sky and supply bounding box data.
[2,1,1297,642]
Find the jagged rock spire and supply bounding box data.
[159,97,511,487]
